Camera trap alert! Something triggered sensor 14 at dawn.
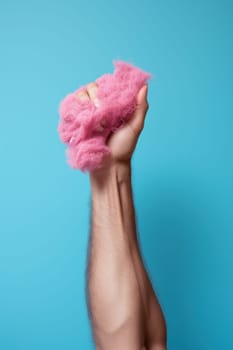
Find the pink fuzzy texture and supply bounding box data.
[58,60,152,172]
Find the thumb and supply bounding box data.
[129,84,149,135]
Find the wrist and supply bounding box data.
[89,160,131,188]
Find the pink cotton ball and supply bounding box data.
[66,138,110,172]
[57,60,152,172]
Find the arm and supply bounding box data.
[88,162,145,350]
[79,83,166,350]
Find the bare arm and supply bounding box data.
[88,162,145,349]
[79,83,166,350]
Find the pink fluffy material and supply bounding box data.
[58,60,152,172]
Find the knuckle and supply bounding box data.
[141,101,149,112]
[86,82,98,90]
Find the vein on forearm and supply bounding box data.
[87,164,143,318]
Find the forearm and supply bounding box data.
[87,161,144,347]
[99,164,163,326]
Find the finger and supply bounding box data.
[129,85,149,135]
[86,82,98,103]
[86,82,100,107]
[76,89,89,101]
[86,82,98,100]
[136,84,149,116]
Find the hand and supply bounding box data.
[77,82,149,169]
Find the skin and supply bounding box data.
[77,83,167,350]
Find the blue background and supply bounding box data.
[0,0,232,349]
